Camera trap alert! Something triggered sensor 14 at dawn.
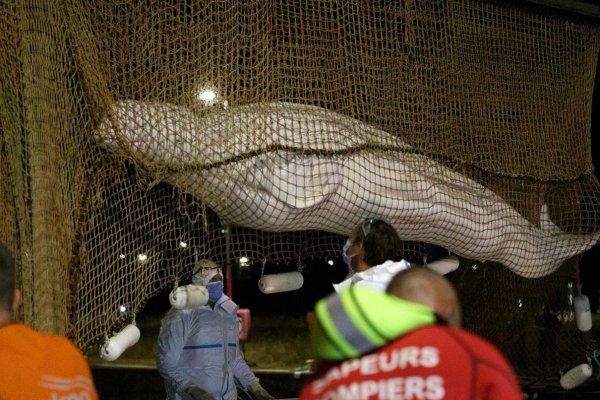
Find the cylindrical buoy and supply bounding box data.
[169,284,209,309]
[560,363,592,390]
[258,271,304,294]
[574,294,592,332]
[100,324,141,361]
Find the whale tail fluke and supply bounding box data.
[538,204,600,274]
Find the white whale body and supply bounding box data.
[95,100,600,278]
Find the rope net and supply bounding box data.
[1,0,599,379]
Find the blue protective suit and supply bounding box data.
[157,295,257,400]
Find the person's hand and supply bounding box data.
[248,380,275,400]
[181,384,215,400]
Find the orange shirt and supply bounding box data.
[0,323,98,400]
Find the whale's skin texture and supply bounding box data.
[95,100,600,278]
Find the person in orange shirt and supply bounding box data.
[0,243,99,400]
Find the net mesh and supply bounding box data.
[1,0,599,379]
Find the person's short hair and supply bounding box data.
[0,243,15,312]
[357,219,403,267]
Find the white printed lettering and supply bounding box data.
[425,375,445,399]
[336,382,361,400]
[404,377,425,399]
[320,375,446,400]
[398,346,420,368]
[322,392,337,400]
[341,359,361,377]
[420,347,439,368]
[311,346,443,396]
[360,354,379,375]
[379,350,399,372]
[386,377,405,398]
[49,392,92,400]
[361,380,379,398]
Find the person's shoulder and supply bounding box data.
[442,327,522,396]
[437,327,515,369]
[0,322,36,338]
[44,332,85,356]
[218,295,238,314]
[0,323,43,356]
[42,334,94,373]
[6,327,90,368]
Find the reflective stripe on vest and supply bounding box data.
[313,286,438,360]
[323,288,375,356]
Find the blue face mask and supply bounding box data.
[207,281,223,302]
[342,241,353,268]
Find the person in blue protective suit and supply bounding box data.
[157,259,273,400]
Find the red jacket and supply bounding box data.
[300,325,522,400]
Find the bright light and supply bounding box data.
[179,241,188,248]
[471,264,478,270]
[517,299,523,308]
[198,89,217,104]
[240,256,249,264]
[118,304,129,314]
[119,254,125,259]
[137,253,148,263]
[327,260,335,266]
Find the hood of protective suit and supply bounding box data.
[192,259,223,286]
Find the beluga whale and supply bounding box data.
[95,100,600,278]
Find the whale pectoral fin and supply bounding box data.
[257,155,341,209]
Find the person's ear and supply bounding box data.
[11,289,22,317]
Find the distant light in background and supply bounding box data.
[118,304,129,314]
[137,253,148,263]
[119,254,125,259]
[327,260,334,266]
[198,88,217,105]
[179,241,188,248]
[471,264,478,270]
[221,228,228,234]
[239,256,250,267]
[517,298,524,309]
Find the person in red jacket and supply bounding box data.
[0,243,99,400]
[301,267,522,400]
